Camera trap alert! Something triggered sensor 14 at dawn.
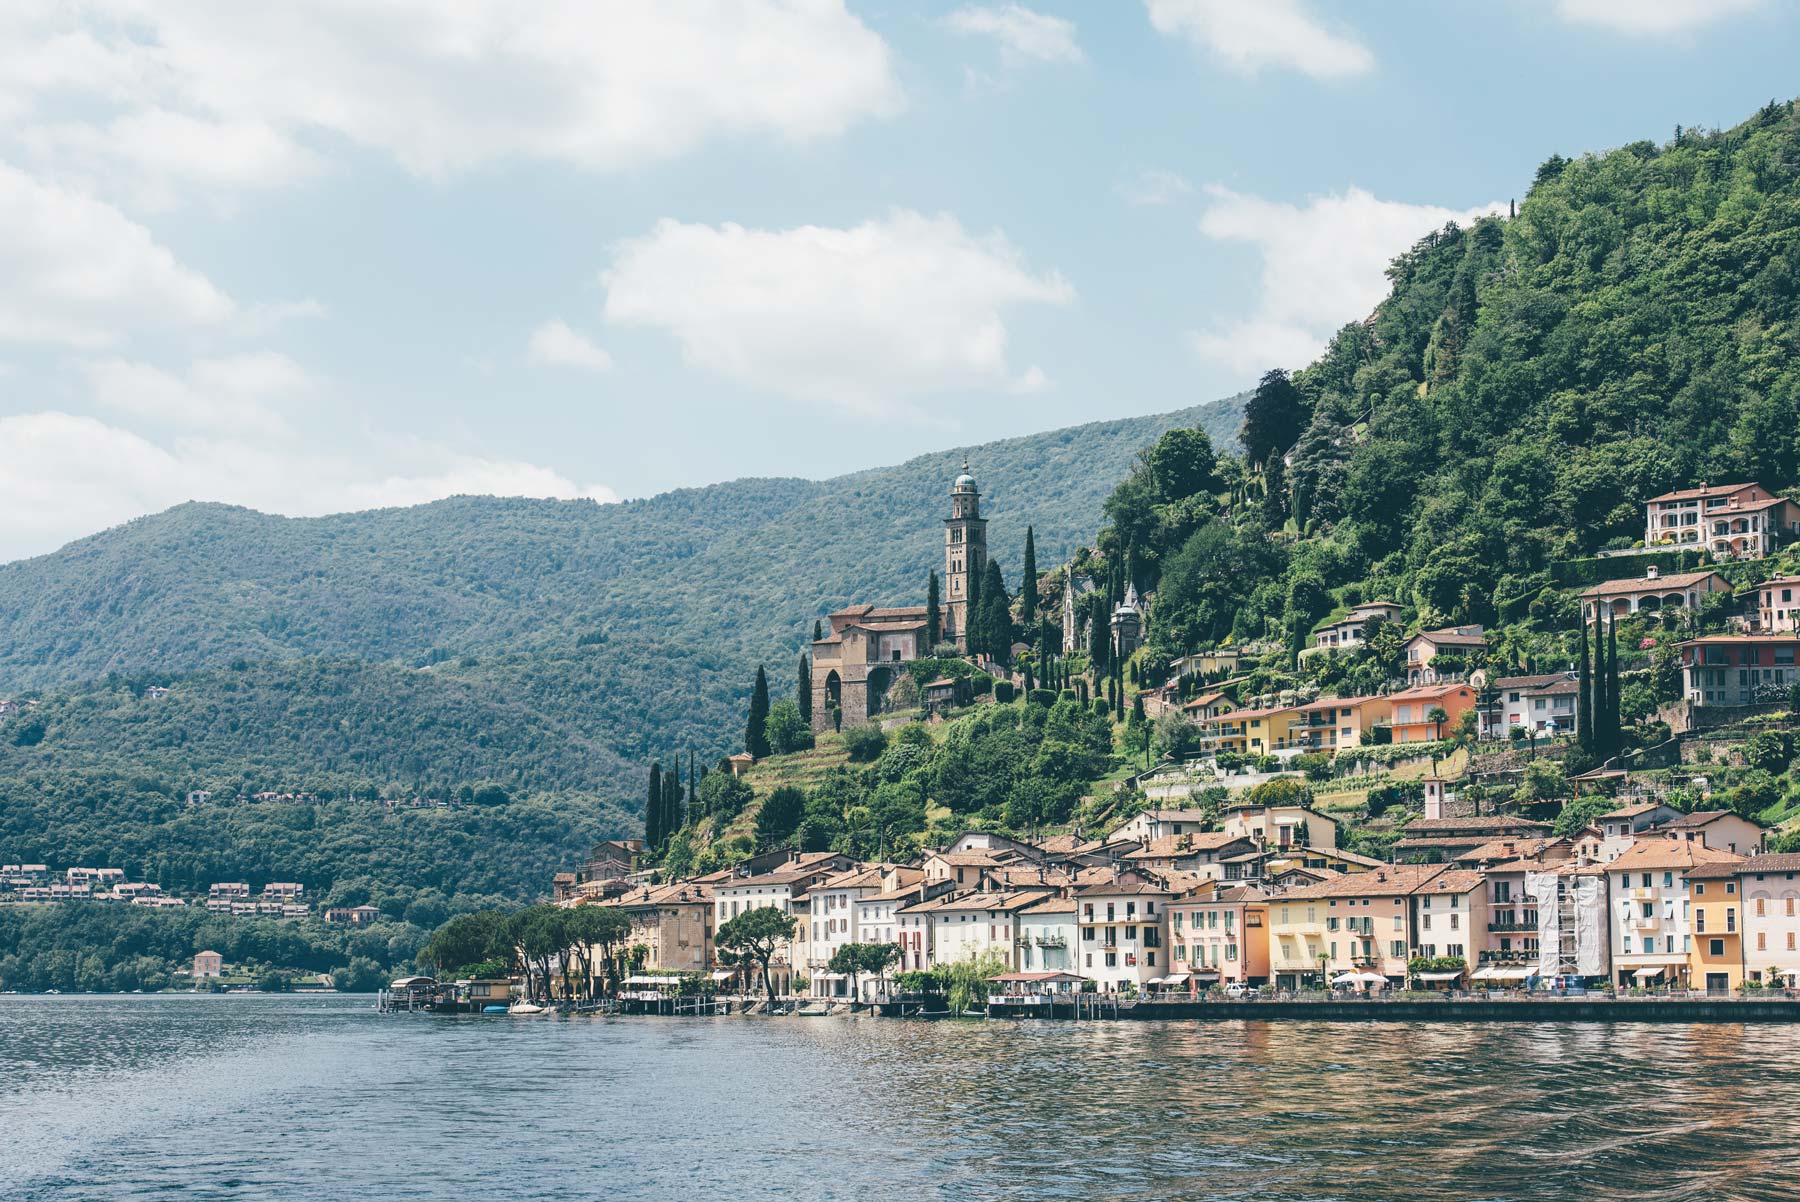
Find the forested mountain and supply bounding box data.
[0,399,1242,847]
[1124,101,1800,665]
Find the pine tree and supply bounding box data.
[746,665,771,758]
[1576,615,1594,752]
[646,762,664,848]
[926,570,941,649]
[1021,527,1037,625]
[797,652,812,722]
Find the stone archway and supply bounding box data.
[866,665,894,717]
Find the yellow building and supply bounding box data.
[1269,864,1448,990]
[1689,861,1745,995]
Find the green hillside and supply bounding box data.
[0,398,1242,884]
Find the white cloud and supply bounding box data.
[527,320,614,373]
[0,1,901,201]
[945,4,1084,64]
[0,159,234,347]
[1189,185,1503,375]
[84,352,310,435]
[0,409,620,561]
[1117,167,1195,207]
[600,210,1074,413]
[1553,0,1765,34]
[1145,0,1374,78]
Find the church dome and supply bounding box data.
[954,472,977,489]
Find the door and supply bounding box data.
[1706,973,1729,997]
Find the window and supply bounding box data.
[1623,936,1633,953]
[1757,933,1767,951]
[1393,915,1404,932]
[1758,898,1767,917]
[1391,940,1406,958]
[1710,939,1725,957]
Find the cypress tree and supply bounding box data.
[813,619,823,642]
[797,652,812,722]
[1576,615,1594,752]
[746,665,771,757]
[982,560,1010,664]
[926,570,941,649]
[1021,527,1037,625]
[1606,611,1622,756]
[966,559,983,649]
[646,762,664,848]
[665,769,684,839]
[1595,614,1612,757]
[688,750,697,808]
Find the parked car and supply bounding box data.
[1224,983,1251,999]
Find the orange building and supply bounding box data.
[1385,681,1477,744]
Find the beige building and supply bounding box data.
[1271,864,1447,989]
[192,950,223,978]
[609,882,714,975]
[1738,854,1800,984]
[1075,877,1173,990]
[809,468,986,729]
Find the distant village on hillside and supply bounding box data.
[546,470,1800,1004]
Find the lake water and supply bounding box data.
[4,994,1799,1201]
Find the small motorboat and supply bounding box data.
[482,1004,509,1014]
[508,1002,547,1015]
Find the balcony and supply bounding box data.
[1034,934,1066,948]
[1478,949,1537,963]
[1487,921,1538,933]
[1628,888,1656,902]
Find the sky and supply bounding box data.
[2,0,1797,562]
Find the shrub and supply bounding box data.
[993,681,1016,704]
[843,723,888,762]
[1027,688,1058,707]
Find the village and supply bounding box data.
[522,472,1800,1016]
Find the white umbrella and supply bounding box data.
[1330,972,1361,986]
[1355,972,1389,986]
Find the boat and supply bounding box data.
[508,1002,547,1015]
[482,1004,509,1015]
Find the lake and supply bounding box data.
[3,994,1796,1200]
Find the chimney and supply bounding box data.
[1645,564,1659,581]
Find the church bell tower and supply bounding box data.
[943,460,987,650]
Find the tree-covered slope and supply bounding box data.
[1127,102,1800,663]
[0,397,1242,689]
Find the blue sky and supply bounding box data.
[1,0,1796,560]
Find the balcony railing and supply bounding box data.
[1487,921,1538,933]
[1479,949,1538,963]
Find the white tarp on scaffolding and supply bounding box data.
[1527,868,1607,977]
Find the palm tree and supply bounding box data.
[1428,705,1449,742]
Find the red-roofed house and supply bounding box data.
[1643,481,1800,559]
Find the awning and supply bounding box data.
[1415,971,1463,981]
[1162,972,1191,984]
[708,970,734,981]
[1469,966,1497,981]
[1492,967,1535,981]
[1145,976,1165,986]
[1633,967,1666,979]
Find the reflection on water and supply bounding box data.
[3,995,1797,1201]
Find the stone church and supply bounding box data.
[809,465,987,731]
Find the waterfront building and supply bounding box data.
[607,881,714,975]
[711,852,854,996]
[1074,876,1173,990]
[1273,864,1448,990]
[1525,862,1612,980]
[1608,840,1743,989]
[192,950,223,978]
[1168,882,1268,989]
[895,890,1044,975]
[1015,896,1078,974]
[1687,862,1746,995]
[1737,854,1800,986]
[808,864,921,997]
[1412,870,1487,986]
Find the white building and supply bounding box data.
[807,864,921,998]
[1075,878,1173,990]
[1607,840,1742,988]
[1642,481,1800,560]
[1015,897,1079,975]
